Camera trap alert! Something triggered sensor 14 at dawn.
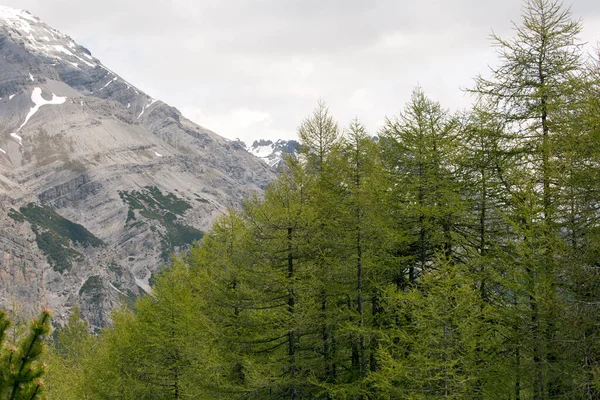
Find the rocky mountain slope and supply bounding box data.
[0,5,274,328]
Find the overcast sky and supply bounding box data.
[2,1,600,144]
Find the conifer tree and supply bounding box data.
[471,0,589,396]
[237,164,317,399]
[189,161,320,399]
[555,51,600,398]
[379,88,463,284]
[318,119,392,399]
[45,305,91,400]
[296,101,346,393]
[0,309,50,400]
[85,308,150,400]
[373,258,492,399]
[91,268,227,399]
[186,211,256,395]
[453,106,513,397]
[298,100,340,173]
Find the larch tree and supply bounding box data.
[45,304,92,400]
[379,87,463,284]
[0,309,50,400]
[298,100,341,173]
[472,0,587,397]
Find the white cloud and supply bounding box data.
[346,88,374,115]
[181,107,291,145]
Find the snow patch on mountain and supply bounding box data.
[135,271,153,294]
[10,133,22,145]
[99,77,118,91]
[138,99,159,119]
[11,87,67,145]
[108,282,124,295]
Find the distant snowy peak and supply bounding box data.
[246,139,299,168]
[248,139,277,158]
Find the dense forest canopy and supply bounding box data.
[16,0,600,398]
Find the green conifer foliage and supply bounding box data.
[380,88,463,283]
[45,305,91,400]
[0,309,50,400]
[472,0,590,397]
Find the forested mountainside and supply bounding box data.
[41,0,600,398]
[0,5,273,328]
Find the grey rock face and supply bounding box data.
[0,5,274,328]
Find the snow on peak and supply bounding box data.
[0,6,98,69]
[0,6,38,24]
[1,6,156,122]
[248,139,275,159]
[246,139,299,168]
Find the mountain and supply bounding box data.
[245,139,299,168]
[0,5,274,327]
